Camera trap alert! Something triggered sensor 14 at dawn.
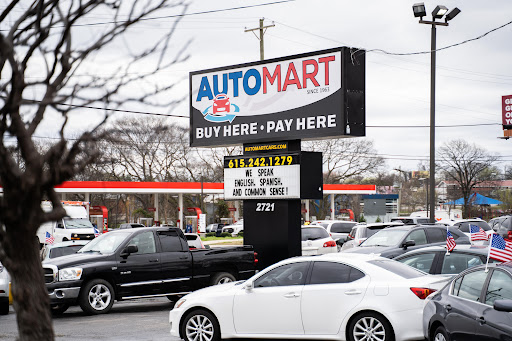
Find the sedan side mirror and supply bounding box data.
[121,244,138,257]
[402,240,416,249]
[494,299,512,312]
[244,281,254,292]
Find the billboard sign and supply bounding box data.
[190,47,365,147]
[503,95,512,129]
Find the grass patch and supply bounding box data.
[202,236,243,241]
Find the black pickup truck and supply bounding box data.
[42,227,256,315]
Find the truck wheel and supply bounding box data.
[50,303,69,315]
[181,309,220,341]
[210,272,235,285]
[79,279,114,315]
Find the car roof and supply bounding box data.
[356,222,404,227]
[395,244,490,257]
[45,240,90,248]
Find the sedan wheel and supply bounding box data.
[181,310,220,341]
[432,325,449,341]
[348,312,394,341]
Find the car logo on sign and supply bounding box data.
[202,93,239,123]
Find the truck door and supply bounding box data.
[115,231,163,298]
[157,230,193,295]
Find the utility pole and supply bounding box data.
[245,18,275,61]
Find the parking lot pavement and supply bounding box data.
[0,297,181,341]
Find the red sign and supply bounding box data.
[228,207,237,211]
[148,207,156,212]
[301,208,308,213]
[503,95,512,128]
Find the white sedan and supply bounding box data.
[169,253,450,341]
[301,225,337,255]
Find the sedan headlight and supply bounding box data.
[58,267,83,281]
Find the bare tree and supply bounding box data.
[0,1,190,339]
[438,139,499,218]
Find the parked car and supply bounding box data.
[206,223,224,234]
[390,216,431,225]
[395,244,501,276]
[342,225,470,259]
[169,253,450,341]
[488,216,509,232]
[0,262,9,315]
[40,240,90,262]
[119,223,145,229]
[184,233,208,249]
[310,220,357,244]
[493,215,512,239]
[451,219,494,241]
[341,222,404,251]
[221,220,243,237]
[43,227,257,315]
[301,226,337,255]
[423,262,512,341]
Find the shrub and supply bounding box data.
[220,232,232,238]
[375,216,382,223]
[237,231,244,237]
[206,232,216,237]
[359,214,366,223]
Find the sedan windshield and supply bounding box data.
[78,232,131,254]
[361,229,408,247]
[63,217,94,229]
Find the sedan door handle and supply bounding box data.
[477,316,486,324]
[283,293,300,298]
[149,259,159,263]
[344,290,362,295]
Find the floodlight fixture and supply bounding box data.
[432,5,448,19]
[445,8,461,22]
[412,3,426,18]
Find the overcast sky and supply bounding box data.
[33,0,512,173]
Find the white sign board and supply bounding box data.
[224,165,300,200]
[198,214,206,233]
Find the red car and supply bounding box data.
[213,94,230,115]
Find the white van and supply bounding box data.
[410,209,462,221]
[37,202,97,247]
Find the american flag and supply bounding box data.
[446,230,456,252]
[489,234,512,262]
[45,231,55,244]
[469,224,487,241]
[94,226,100,237]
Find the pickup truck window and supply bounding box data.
[157,230,185,252]
[128,231,156,254]
[79,231,131,254]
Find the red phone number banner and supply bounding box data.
[503,95,512,127]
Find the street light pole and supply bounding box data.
[412,3,460,223]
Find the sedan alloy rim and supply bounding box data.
[353,317,386,341]
[88,283,111,310]
[186,314,215,341]
[434,333,446,341]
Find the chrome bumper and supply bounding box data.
[48,287,81,300]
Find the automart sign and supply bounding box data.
[503,95,512,129]
[190,47,365,147]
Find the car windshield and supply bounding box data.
[458,221,491,232]
[78,232,131,254]
[366,227,386,238]
[361,229,409,247]
[391,218,414,224]
[302,227,329,241]
[63,217,94,229]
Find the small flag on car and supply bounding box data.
[488,234,512,263]
[45,231,55,244]
[469,224,487,242]
[94,226,100,237]
[446,230,456,253]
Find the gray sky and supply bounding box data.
[33,0,512,173]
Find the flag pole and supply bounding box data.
[446,226,450,255]
[485,233,493,273]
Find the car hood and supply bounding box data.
[43,252,113,268]
[185,281,244,299]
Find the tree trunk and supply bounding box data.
[8,225,54,340]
